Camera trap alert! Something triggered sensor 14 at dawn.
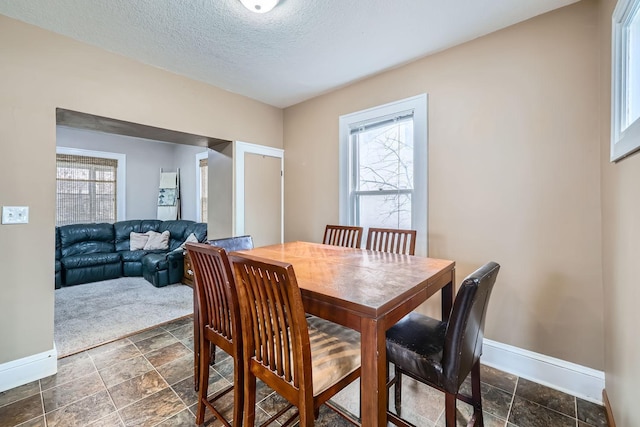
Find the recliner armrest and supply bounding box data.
[166,250,185,262]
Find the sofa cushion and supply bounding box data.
[62,252,121,269]
[65,263,122,286]
[159,220,196,251]
[178,233,199,250]
[120,250,147,262]
[144,230,170,250]
[59,223,115,257]
[129,232,149,250]
[185,222,208,243]
[114,220,162,252]
[119,249,166,263]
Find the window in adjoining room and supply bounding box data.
[611,0,640,161]
[56,148,125,226]
[339,94,428,255]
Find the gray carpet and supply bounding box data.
[55,277,193,358]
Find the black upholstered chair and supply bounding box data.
[386,262,500,427]
[208,235,254,252]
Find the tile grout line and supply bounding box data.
[89,337,170,424]
[514,388,582,425]
[91,348,127,427]
[101,319,194,424]
[39,357,101,413]
[504,376,518,426]
[40,377,48,427]
[49,350,113,426]
[98,354,172,417]
[143,347,190,426]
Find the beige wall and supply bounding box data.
[284,1,604,369]
[0,15,283,364]
[599,0,639,424]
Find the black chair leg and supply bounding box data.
[394,365,403,415]
[444,392,457,427]
[471,360,484,427]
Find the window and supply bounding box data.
[56,147,125,226]
[56,154,118,225]
[611,0,640,161]
[339,94,428,255]
[199,156,208,223]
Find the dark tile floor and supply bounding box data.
[0,315,608,427]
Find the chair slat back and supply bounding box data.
[323,225,363,249]
[229,253,312,393]
[186,243,239,345]
[366,227,417,255]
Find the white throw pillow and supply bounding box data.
[144,230,170,251]
[180,232,199,249]
[130,232,149,251]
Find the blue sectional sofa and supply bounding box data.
[55,219,207,288]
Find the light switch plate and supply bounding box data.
[2,206,29,224]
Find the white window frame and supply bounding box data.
[339,94,428,256]
[611,0,640,161]
[56,146,126,221]
[195,150,209,223]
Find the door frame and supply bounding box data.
[233,141,284,243]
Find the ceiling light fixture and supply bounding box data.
[240,0,279,14]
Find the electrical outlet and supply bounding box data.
[2,206,29,224]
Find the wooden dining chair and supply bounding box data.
[385,262,500,427]
[323,224,363,248]
[366,227,417,255]
[185,242,243,427]
[192,235,254,392]
[228,252,362,426]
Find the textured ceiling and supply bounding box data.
[0,0,579,108]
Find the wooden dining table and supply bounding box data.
[235,241,456,427]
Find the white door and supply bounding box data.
[234,142,284,247]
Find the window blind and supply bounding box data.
[56,154,118,226]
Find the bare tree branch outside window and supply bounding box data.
[352,119,414,230]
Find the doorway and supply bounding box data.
[234,141,284,247]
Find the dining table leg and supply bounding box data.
[441,275,455,321]
[360,317,387,427]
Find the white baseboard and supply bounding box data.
[0,345,57,393]
[0,340,605,404]
[482,339,604,404]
